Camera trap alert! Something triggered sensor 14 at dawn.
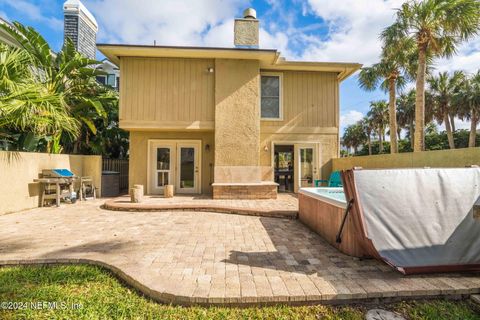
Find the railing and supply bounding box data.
[102,158,129,192]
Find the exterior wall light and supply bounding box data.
[207,67,214,73]
[264,144,269,152]
[205,144,210,152]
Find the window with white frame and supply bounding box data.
[260,73,282,120]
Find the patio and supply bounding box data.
[1,200,479,305]
[103,193,299,219]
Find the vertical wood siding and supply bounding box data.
[120,57,215,122]
[261,71,338,128]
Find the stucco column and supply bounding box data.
[213,59,261,183]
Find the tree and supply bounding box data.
[367,101,389,153]
[360,116,375,155]
[0,44,79,149]
[426,71,464,149]
[454,71,480,147]
[358,36,413,154]
[396,90,416,149]
[342,122,367,155]
[384,0,480,152]
[0,22,112,154]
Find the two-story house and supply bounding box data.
[98,8,360,200]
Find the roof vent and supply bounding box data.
[243,8,257,19]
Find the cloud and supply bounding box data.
[299,0,405,64]
[85,0,249,46]
[2,0,62,29]
[79,0,478,76]
[0,10,10,21]
[436,37,480,74]
[340,110,364,132]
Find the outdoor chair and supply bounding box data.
[315,170,343,187]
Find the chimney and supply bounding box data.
[234,8,259,48]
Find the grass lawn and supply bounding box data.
[0,265,479,320]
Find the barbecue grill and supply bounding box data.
[34,169,78,206]
[42,169,75,178]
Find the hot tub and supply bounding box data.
[298,187,366,257]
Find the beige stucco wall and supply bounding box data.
[0,151,102,215]
[332,147,480,172]
[214,59,261,183]
[129,131,215,194]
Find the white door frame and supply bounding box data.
[294,143,319,193]
[176,141,201,194]
[147,140,176,195]
[147,139,202,195]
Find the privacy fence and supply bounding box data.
[332,147,480,172]
[102,158,129,192]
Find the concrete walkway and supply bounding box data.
[1,200,479,305]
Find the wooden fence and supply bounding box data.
[102,158,129,192]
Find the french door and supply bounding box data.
[148,140,201,195]
[294,144,318,193]
[176,142,200,194]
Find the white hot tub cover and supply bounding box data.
[341,167,480,274]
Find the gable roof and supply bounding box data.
[97,44,361,81]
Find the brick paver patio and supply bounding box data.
[103,194,299,219]
[1,200,479,305]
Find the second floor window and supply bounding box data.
[261,73,282,120]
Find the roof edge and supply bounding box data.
[97,44,361,80]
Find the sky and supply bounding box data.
[0,0,479,135]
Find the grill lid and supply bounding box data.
[42,169,75,178]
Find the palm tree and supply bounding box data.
[358,36,414,154]
[384,0,480,152]
[0,44,79,147]
[367,100,389,153]
[397,90,416,149]
[454,71,480,147]
[426,71,464,149]
[360,116,375,155]
[342,122,367,155]
[0,22,107,153]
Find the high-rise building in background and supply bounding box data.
[63,0,119,90]
[63,0,98,59]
